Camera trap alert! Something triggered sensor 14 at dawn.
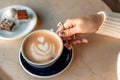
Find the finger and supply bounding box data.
[57,21,73,33]
[64,41,72,50]
[62,37,72,40]
[57,20,79,37]
[62,35,75,40]
[56,26,63,34]
[59,27,77,37]
[63,19,75,29]
[81,38,88,43]
[62,34,80,41]
[72,38,88,44]
[72,40,82,45]
[56,22,64,33]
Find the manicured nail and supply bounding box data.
[82,39,88,43]
[73,40,81,45]
[60,32,65,36]
[66,45,72,50]
[65,43,72,50]
[76,40,81,44]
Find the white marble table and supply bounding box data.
[1,0,119,80]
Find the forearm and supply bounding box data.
[96,11,120,38]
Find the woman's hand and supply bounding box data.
[57,14,104,49]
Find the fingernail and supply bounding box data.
[65,43,72,50]
[82,39,88,43]
[66,45,72,50]
[73,40,81,45]
[60,32,65,36]
[76,40,81,44]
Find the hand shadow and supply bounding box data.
[66,33,120,80]
[0,67,13,80]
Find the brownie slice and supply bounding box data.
[0,19,15,31]
[17,10,29,20]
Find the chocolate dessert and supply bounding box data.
[0,19,15,31]
[17,10,29,20]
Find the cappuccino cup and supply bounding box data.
[21,30,63,68]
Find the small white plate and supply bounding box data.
[0,5,37,40]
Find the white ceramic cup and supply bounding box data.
[21,30,63,68]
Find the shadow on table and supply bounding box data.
[0,68,13,80]
[32,13,42,31]
[71,33,120,80]
[103,0,120,12]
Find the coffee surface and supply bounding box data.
[23,31,62,63]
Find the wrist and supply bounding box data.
[96,12,105,32]
[91,14,105,32]
[80,14,104,33]
[96,11,120,38]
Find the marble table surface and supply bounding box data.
[1,0,119,80]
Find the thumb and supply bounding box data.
[59,27,79,37]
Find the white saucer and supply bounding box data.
[19,46,73,78]
[0,5,37,40]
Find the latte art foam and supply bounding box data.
[30,36,56,62]
[22,30,63,64]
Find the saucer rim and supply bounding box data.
[19,47,74,78]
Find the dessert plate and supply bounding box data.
[19,46,73,78]
[0,5,37,40]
